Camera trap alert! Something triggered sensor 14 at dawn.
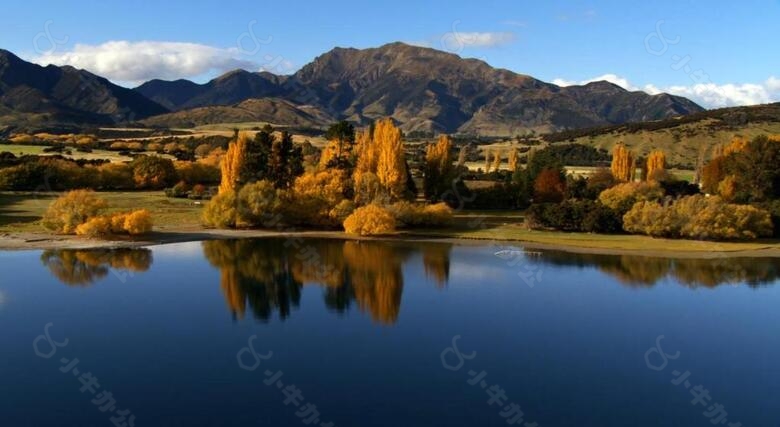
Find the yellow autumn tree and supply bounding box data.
[724,136,748,156]
[492,149,502,172]
[219,132,250,194]
[359,119,407,201]
[646,150,666,181]
[611,143,635,182]
[508,149,519,172]
[423,134,454,200]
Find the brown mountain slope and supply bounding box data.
[0,49,168,126]
[141,98,335,129]
[135,42,704,135]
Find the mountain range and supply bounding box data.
[2,43,705,135]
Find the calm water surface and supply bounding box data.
[1,238,779,427]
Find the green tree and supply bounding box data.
[324,121,356,169]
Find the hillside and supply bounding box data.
[0,49,168,127]
[141,97,335,129]
[543,103,780,168]
[134,42,704,134]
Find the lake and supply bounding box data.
[1,238,779,427]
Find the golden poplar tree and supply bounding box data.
[508,149,519,172]
[611,143,634,182]
[423,134,454,199]
[492,149,502,172]
[646,150,666,181]
[374,118,407,200]
[484,150,491,173]
[219,132,249,194]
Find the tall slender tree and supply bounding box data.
[611,143,634,182]
[219,132,250,194]
[423,135,454,200]
[646,150,666,181]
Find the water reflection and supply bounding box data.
[38,241,780,323]
[202,239,428,324]
[535,251,780,288]
[40,248,153,286]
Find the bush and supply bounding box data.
[174,161,220,185]
[130,156,178,189]
[188,184,210,200]
[623,195,773,240]
[329,199,356,223]
[165,181,190,198]
[237,181,283,227]
[533,168,566,203]
[75,210,153,237]
[598,181,664,214]
[343,204,396,236]
[74,215,113,237]
[202,190,238,228]
[388,202,453,227]
[42,190,108,234]
[527,200,622,233]
[97,163,134,190]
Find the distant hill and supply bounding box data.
[136,70,287,111]
[141,98,335,129]
[543,103,780,168]
[134,42,704,134]
[0,49,167,127]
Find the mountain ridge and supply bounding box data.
[1,43,704,134]
[136,42,704,134]
[0,49,168,126]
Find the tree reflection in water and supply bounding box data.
[535,251,780,288]
[203,239,452,325]
[40,248,153,286]
[40,240,776,324]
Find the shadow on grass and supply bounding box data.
[0,192,55,229]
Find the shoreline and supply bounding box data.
[2,228,780,259]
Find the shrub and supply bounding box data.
[329,199,356,223]
[582,203,623,233]
[75,210,153,237]
[533,168,566,203]
[130,156,178,189]
[202,190,238,228]
[623,195,773,240]
[97,163,134,190]
[388,202,453,227]
[122,210,153,235]
[74,215,113,237]
[42,190,108,234]
[598,181,664,214]
[343,204,396,236]
[527,200,622,233]
[174,161,220,185]
[237,181,283,226]
[165,181,190,198]
[189,184,209,200]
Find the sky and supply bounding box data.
[2,0,779,108]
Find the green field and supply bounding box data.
[0,144,140,162]
[0,191,204,233]
[1,191,777,253]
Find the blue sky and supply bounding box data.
[3,0,779,107]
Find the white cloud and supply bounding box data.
[553,74,780,108]
[32,40,259,86]
[441,31,516,49]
